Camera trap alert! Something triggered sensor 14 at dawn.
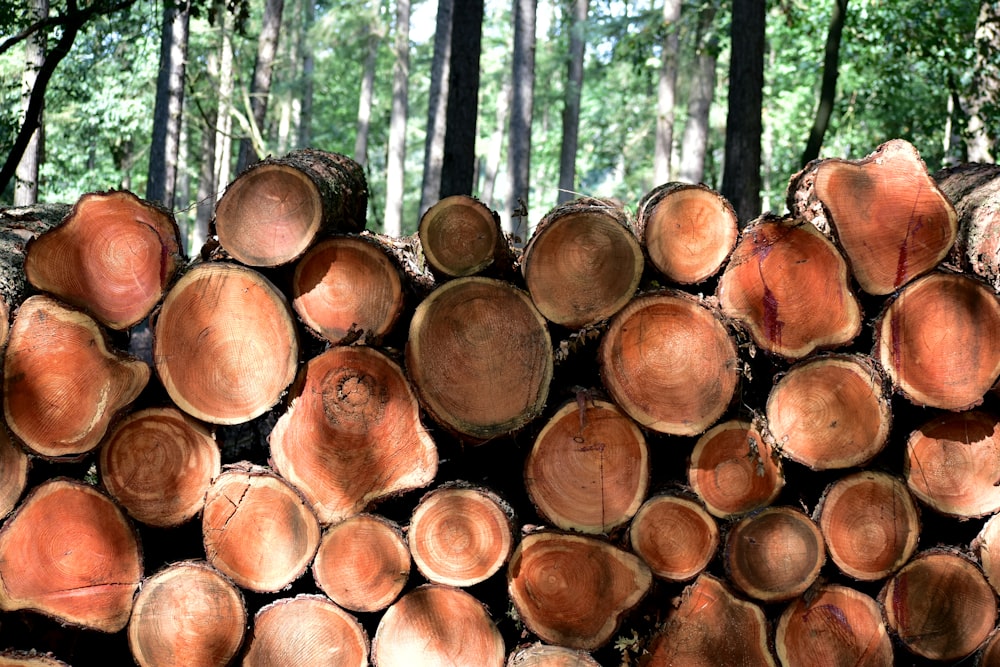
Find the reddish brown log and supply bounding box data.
[4,295,149,458]
[980,630,1000,667]
[242,595,369,667]
[717,214,862,360]
[0,422,28,521]
[269,345,438,524]
[153,261,299,425]
[127,560,246,667]
[599,290,739,436]
[629,494,719,582]
[0,652,70,667]
[506,643,601,667]
[636,182,738,285]
[935,162,1000,291]
[525,397,649,534]
[0,479,142,632]
[418,194,514,278]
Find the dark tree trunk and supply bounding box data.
[800,0,848,166]
[439,0,484,200]
[147,0,191,208]
[556,0,587,204]
[419,0,453,217]
[505,0,536,235]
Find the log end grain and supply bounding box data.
[629,495,718,582]
[419,194,505,277]
[242,595,368,667]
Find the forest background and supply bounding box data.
[0,0,996,256]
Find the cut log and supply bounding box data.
[724,505,825,603]
[628,494,719,582]
[405,276,553,440]
[775,584,893,667]
[636,182,738,285]
[521,197,644,329]
[687,419,784,519]
[506,643,601,667]
[269,345,438,524]
[524,397,649,534]
[641,573,775,667]
[201,463,321,592]
[408,484,514,587]
[876,271,1000,411]
[880,550,997,662]
[507,531,652,651]
[213,148,367,266]
[717,214,862,360]
[981,630,1000,667]
[766,353,891,470]
[788,138,958,295]
[0,479,142,632]
[418,194,514,278]
[974,512,1000,596]
[98,406,221,527]
[291,234,406,345]
[372,584,505,667]
[127,560,246,667]
[598,290,739,436]
[153,261,299,425]
[815,470,920,581]
[24,191,183,329]
[904,410,1000,518]
[242,594,369,667]
[0,422,28,521]
[935,162,1000,291]
[4,295,149,458]
[0,652,70,667]
[313,513,411,613]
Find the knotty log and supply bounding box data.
[935,162,1000,291]
[418,194,515,278]
[4,295,149,458]
[506,643,601,666]
[242,595,369,667]
[629,494,719,582]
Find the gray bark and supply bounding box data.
[678,1,718,184]
[418,0,453,217]
[236,0,285,173]
[965,1,998,162]
[384,0,411,237]
[13,0,48,206]
[505,0,536,235]
[653,0,681,185]
[556,0,587,205]
[439,0,484,199]
[354,25,380,168]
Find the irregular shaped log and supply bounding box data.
[788,138,958,294]
[935,162,1000,291]
[0,424,28,521]
[875,271,1000,410]
[0,652,70,667]
[242,595,369,667]
[687,419,783,519]
[24,191,183,329]
[636,182,738,285]
[766,353,891,469]
[0,479,142,632]
[406,277,553,440]
[418,194,514,278]
[717,214,862,360]
[775,584,893,667]
[815,471,920,581]
[629,494,718,582]
[372,584,505,667]
[127,561,246,667]
[975,512,1000,596]
[4,295,149,458]
[408,485,514,587]
[153,261,299,425]
[506,643,600,666]
[313,513,410,613]
[599,290,738,436]
[269,345,438,524]
[507,531,652,651]
[202,463,320,593]
[99,407,221,527]
[880,550,997,662]
[214,149,367,266]
[521,197,643,329]
[525,397,649,534]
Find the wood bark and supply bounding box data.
[0,653,69,667]
[235,0,284,172]
[934,162,1000,291]
[242,595,368,667]
[556,0,587,204]
[439,0,483,200]
[505,0,535,232]
[629,494,718,582]
[12,0,46,207]
[418,194,513,278]
[383,0,409,237]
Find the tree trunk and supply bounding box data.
[505,0,536,234]
[678,1,718,184]
[193,104,216,254]
[354,23,380,169]
[800,0,848,166]
[242,595,368,667]
[236,0,285,172]
[556,0,587,204]
[439,0,483,200]
[13,0,47,207]
[213,11,236,200]
[384,0,411,237]
[297,0,314,148]
[418,0,453,217]
[964,1,999,162]
[652,0,681,185]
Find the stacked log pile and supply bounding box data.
[0,140,999,666]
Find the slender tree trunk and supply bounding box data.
[13,0,47,206]
[275,0,301,156]
[481,80,510,206]
[194,108,216,253]
[800,0,848,167]
[556,0,587,204]
[419,0,454,217]
[384,0,411,237]
[965,1,998,163]
[440,0,484,199]
[354,24,380,169]
[653,0,681,185]
[678,1,718,184]
[505,0,536,235]
[214,12,235,199]
[297,0,314,148]
[236,0,285,173]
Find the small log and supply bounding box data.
[687,419,784,519]
[724,505,825,603]
[775,584,893,667]
[524,397,649,534]
[4,295,149,458]
[127,560,246,667]
[974,512,1000,597]
[418,194,514,278]
[506,643,600,666]
[242,594,369,667]
[636,182,738,285]
[0,479,142,632]
[788,138,958,295]
[0,652,70,667]
[313,513,410,613]
[875,271,1000,410]
[0,423,28,521]
[981,630,1000,667]
[815,470,920,581]
[521,197,644,329]
[153,261,299,425]
[935,162,1000,291]
[507,531,652,651]
[766,353,891,470]
[629,494,719,582]
[372,584,505,667]
[24,191,183,329]
[201,463,321,593]
[598,290,739,436]
[98,406,221,527]
[408,484,514,587]
[213,148,367,267]
[717,214,862,360]
[880,550,997,662]
[269,345,438,524]
[405,276,553,440]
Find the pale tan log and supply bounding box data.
[506,643,601,666]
